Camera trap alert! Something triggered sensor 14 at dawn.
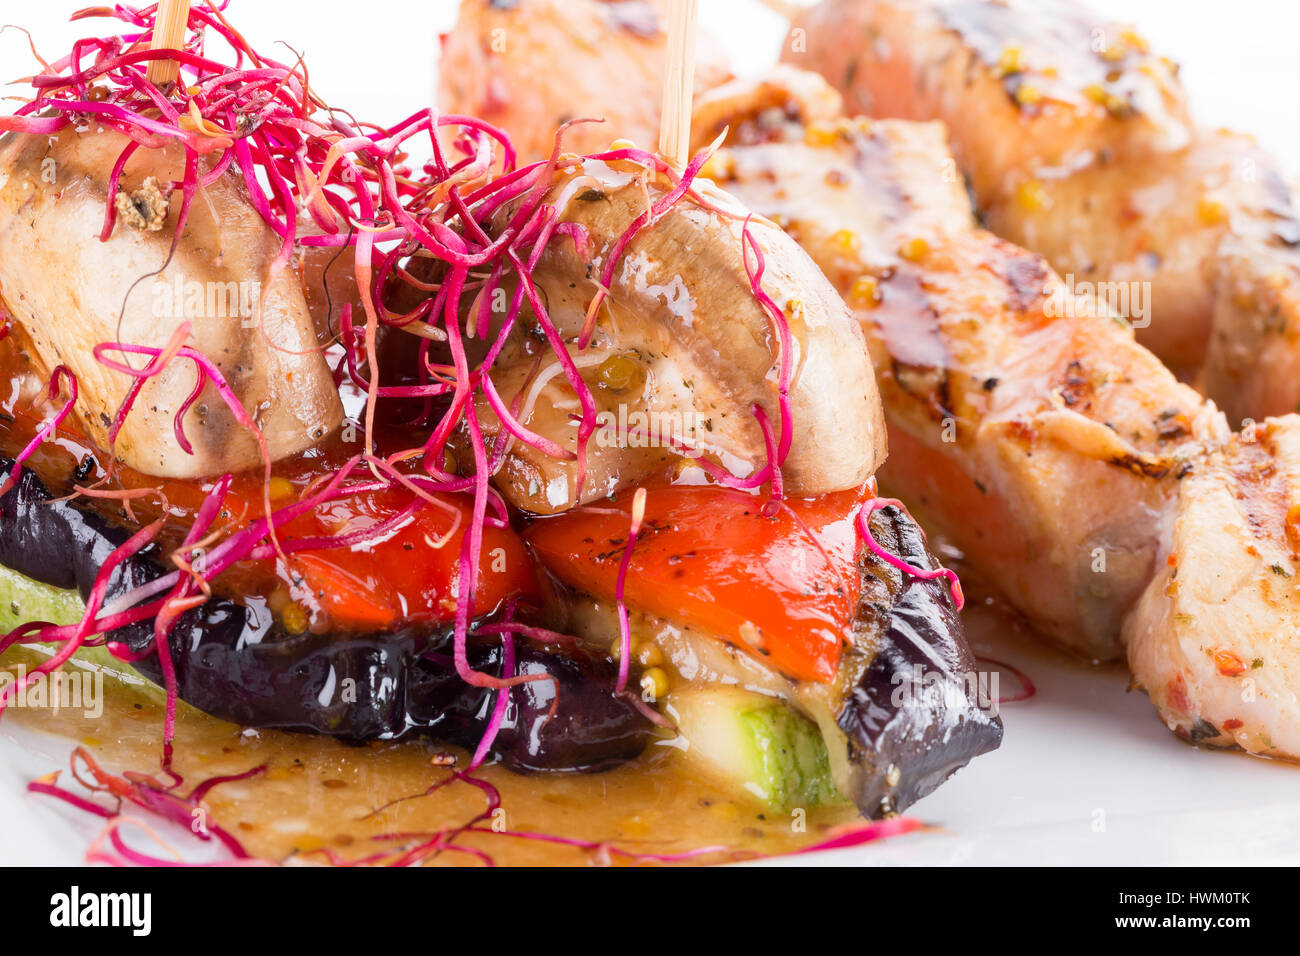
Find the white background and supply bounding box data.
[3,1,1299,159]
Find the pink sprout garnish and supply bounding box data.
[614,487,648,693]
[976,656,1037,704]
[27,746,267,866]
[857,498,965,611]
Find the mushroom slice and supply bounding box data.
[0,130,342,477]
[477,157,887,514]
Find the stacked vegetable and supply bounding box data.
[0,0,735,766]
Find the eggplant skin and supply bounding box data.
[423,641,659,773]
[0,460,652,771]
[836,505,1003,817]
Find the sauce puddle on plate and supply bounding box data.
[1,649,859,866]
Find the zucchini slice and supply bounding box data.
[667,686,843,810]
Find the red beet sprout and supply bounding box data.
[977,656,1037,704]
[28,746,267,865]
[0,365,77,500]
[857,497,965,611]
[614,488,648,693]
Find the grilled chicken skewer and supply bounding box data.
[0,59,991,816]
[785,0,1300,425]
[435,0,1300,758]
[0,130,343,478]
[700,70,1300,759]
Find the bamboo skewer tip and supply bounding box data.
[657,0,700,169]
[147,0,192,87]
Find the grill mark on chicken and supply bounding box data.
[1229,431,1289,546]
[1000,253,1049,313]
[873,269,954,422]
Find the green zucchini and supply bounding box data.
[667,686,844,810]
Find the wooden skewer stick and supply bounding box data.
[147,0,191,87]
[755,0,798,19]
[657,0,699,168]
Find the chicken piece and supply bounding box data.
[476,156,887,514]
[690,80,974,278]
[1125,418,1300,757]
[715,128,1215,660]
[438,0,731,162]
[706,70,1300,757]
[973,127,1300,400]
[0,130,342,478]
[787,0,1189,200]
[691,65,844,150]
[787,0,1300,421]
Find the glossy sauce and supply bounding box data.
[1,645,859,866]
[0,540,1048,866]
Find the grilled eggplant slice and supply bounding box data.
[830,504,1002,815]
[0,460,652,772]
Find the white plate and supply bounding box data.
[2,0,1299,866]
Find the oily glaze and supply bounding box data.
[1,645,860,866]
